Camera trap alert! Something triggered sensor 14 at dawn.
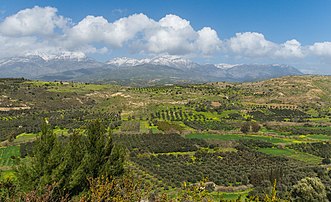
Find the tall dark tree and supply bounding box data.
[16,119,125,198]
[240,122,251,134]
[251,122,261,133]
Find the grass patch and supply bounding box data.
[154,151,196,156]
[258,147,322,165]
[186,133,291,144]
[140,121,161,133]
[0,170,16,180]
[306,134,331,141]
[219,110,241,119]
[309,117,331,123]
[14,128,69,144]
[53,127,69,136]
[218,189,251,201]
[14,133,37,143]
[0,146,20,169]
[47,83,114,93]
[197,111,220,121]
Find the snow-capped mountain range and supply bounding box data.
[0,54,103,78]
[0,54,303,85]
[0,52,89,66]
[27,52,87,61]
[107,55,199,69]
[215,63,240,69]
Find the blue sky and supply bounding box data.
[0,0,331,74]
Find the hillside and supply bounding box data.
[1,75,331,201]
[211,75,331,107]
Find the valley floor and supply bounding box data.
[1,76,331,201]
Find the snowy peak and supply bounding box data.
[106,56,297,71]
[270,64,291,68]
[0,55,44,66]
[0,53,89,68]
[0,53,103,78]
[215,63,294,70]
[215,63,240,69]
[0,53,303,83]
[107,57,150,67]
[149,55,198,68]
[107,55,199,69]
[25,51,87,61]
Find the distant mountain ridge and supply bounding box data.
[107,55,199,69]
[0,54,103,78]
[0,54,303,85]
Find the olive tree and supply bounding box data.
[291,177,328,202]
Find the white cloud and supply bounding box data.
[1,5,331,71]
[0,35,77,58]
[67,15,111,44]
[141,14,198,54]
[196,27,221,55]
[140,15,222,55]
[275,39,305,58]
[0,6,67,36]
[309,42,331,57]
[159,14,191,30]
[0,7,222,58]
[66,13,154,48]
[112,13,155,46]
[0,35,36,57]
[226,32,307,59]
[227,32,276,57]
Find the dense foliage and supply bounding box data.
[114,133,209,153]
[266,125,331,135]
[289,142,331,158]
[130,141,319,195]
[249,109,309,122]
[184,120,235,131]
[291,177,328,202]
[15,120,125,199]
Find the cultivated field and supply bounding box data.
[1,76,331,201]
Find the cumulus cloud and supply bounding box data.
[141,14,197,54]
[275,39,305,58]
[66,13,154,48]
[138,15,221,55]
[196,27,221,55]
[0,5,331,66]
[226,32,308,59]
[67,16,112,44]
[64,13,223,56]
[0,7,222,57]
[227,32,276,57]
[309,42,331,57]
[159,14,191,30]
[0,6,67,36]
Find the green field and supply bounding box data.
[258,147,322,165]
[0,170,16,180]
[218,189,251,201]
[14,128,71,144]
[45,82,116,93]
[0,146,20,169]
[139,121,162,133]
[14,133,37,144]
[186,133,291,144]
[306,134,331,141]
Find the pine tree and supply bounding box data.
[16,119,125,198]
